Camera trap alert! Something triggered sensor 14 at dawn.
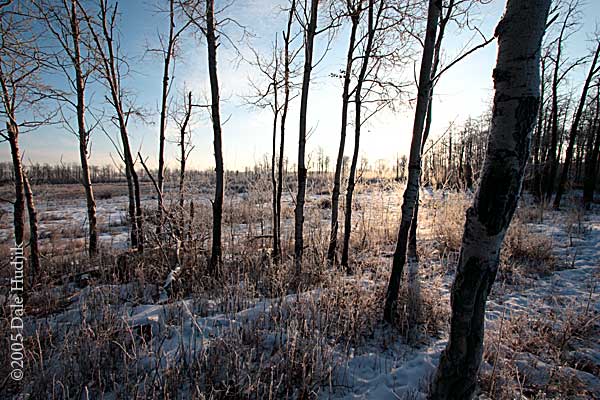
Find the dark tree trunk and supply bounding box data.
[124,159,138,248]
[554,41,600,209]
[7,121,25,247]
[271,69,280,261]
[531,56,546,199]
[276,0,295,261]
[408,97,433,261]
[328,9,359,265]
[383,0,441,323]
[179,91,192,238]
[157,0,177,233]
[294,0,319,275]
[543,7,570,201]
[70,0,98,256]
[341,0,377,272]
[583,92,600,209]
[404,0,453,305]
[275,1,295,261]
[206,0,224,274]
[128,133,143,253]
[82,0,143,252]
[430,0,550,397]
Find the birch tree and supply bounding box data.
[36,0,100,256]
[339,0,381,271]
[81,0,144,252]
[276,0,298,261]
[178,0,246,274]
[327,0,361,266]
[294,0,319,274]
[246,2,300,262]
[204,0,225,274]
[153,0,191,232]
[553,38,600,209]
[383,0,440,323]
[171,90,194,236]
[0,2,45,277]
[330,0,411,269]
[430,0,551,397]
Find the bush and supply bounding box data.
[502,221,557,276]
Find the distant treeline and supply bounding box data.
[0,162,211,185]
[0,159,347,185]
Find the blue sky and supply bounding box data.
[3,0,600,171]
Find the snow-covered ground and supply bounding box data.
[10,185,600,398]
[328,206,600,399]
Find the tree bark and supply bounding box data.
[532,56,547,200]
[206,0,224,274]
[127,132,143,252]
[383,0,441,323]
[408,97,433,261]
[179,91,192,238]
[294,0,319,275]
[543,6,571,201]
[553,41,600,209]
[341,0,377,272]
[157,0,177,233]
[82,0,143,252]
[23,172,40,281]
[404,0,454,322]
[271,60,280,261]
[327,8,359,265]
[583,90,600,209]
[430,0,550,397]
[6,121,25,247]
[70,0,98,256]
[275,0,295,262]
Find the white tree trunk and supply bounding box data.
[430,0,551,398]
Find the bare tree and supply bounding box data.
[327,0,410,268]
[553,38,600,209]
[340,0,381,271]
[81,0,144,252]
[276,0,297,261]
[0,2,45,275]
[178,0,247,274]
[583,82,600,209]
[269,45,281,260]
[430,0,551,396]
[245,16,300,262]
[204,0,225,273]
[542,0,582,201]
[531,47,551,199]
[36,0,100,256]
[383,0,441,323]
[172,91,194,218]
[327,0,361,266]
[406,0,494,324]
[153,0,191,232]
[294,0,319,274]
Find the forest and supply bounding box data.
[1,0,600,398]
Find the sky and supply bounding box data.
[2,0,600,172]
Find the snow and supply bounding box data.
[328,204,600,399]
[14,188,600,398]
